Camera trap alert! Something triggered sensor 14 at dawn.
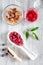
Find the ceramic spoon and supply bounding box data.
[7,31,38,60]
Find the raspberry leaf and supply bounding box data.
[32,32,39,40]
[26,31,29,40]
[31,27,39,31]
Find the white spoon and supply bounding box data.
[7,31,38,60]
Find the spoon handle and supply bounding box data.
[21,45,38,60]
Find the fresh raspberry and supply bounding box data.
[9,36,13,41]
[9,32,23,46]
[26,9,38,22]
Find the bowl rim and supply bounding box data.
[2,4,23,25]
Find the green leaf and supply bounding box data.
[26,31,29,40]
[32,32,39,40]
[31,27,39,31]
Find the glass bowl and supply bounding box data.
[2,4,23,25]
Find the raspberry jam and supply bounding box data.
[26,9,38,22]
[9,32,23,46]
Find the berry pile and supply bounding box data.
[26,9,38,22]
[9,32,23,46]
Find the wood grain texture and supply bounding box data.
[0,0,43,65]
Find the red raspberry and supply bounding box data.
[26,9,38,22]
[9,32,23,46]
[9,32,13,37]
[13,37,17,41]
[17,33,20,38]
[13,36,15,39]
[9,36,13,41]
[13,32,17,35]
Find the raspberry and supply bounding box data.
[9,36,13,41]
[9,32,13,37]
[13,32,17,35]
[9,32,23,46]
[26,9,38,22]
[13,36,15,39]
[17,33,20,38]
[13,38,17,42]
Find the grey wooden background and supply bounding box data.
[0,0,43,65]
